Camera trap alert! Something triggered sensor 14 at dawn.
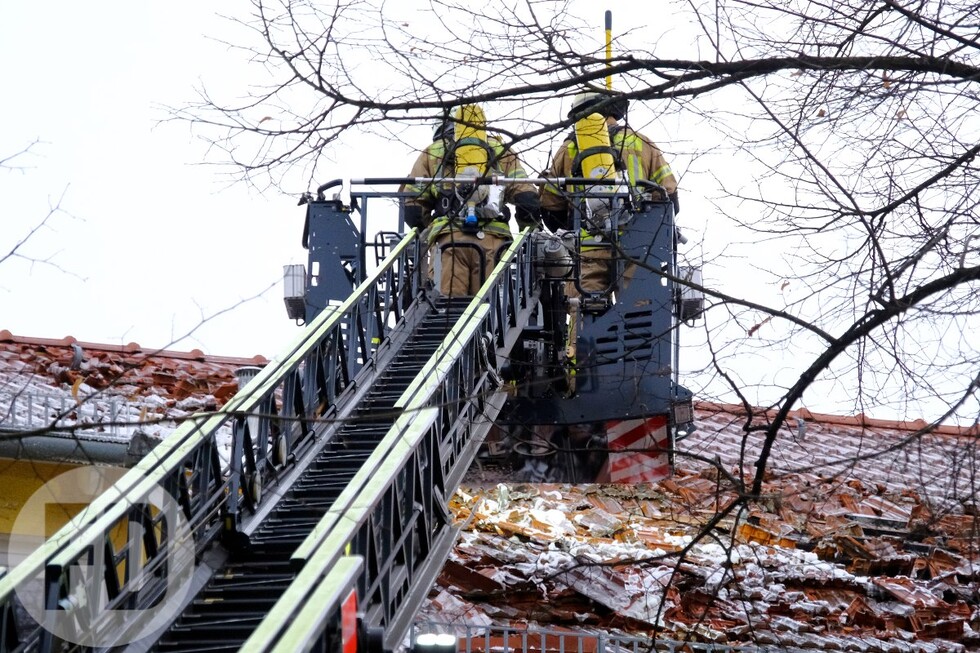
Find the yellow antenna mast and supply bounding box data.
[605,10,613,90]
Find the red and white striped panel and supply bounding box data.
[600,415,670,483]
[342,589,358,653]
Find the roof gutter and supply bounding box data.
[0,430,158,467]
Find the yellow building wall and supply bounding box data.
[0,458,130,577]
[0,458,82,536]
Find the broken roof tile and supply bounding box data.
[444,415,979,651]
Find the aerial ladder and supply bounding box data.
[0,166,699,652]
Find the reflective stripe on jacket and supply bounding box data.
[543,130,673,199]
[404,138,523,200]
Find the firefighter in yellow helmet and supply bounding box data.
[540,91,679,297]
[401,106,540,296]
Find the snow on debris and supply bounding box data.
[430,473,980,651]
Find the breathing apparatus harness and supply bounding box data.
[434,137,506,234]
[568,118,631,242]
[429,105,507,236]
[568,125,628,179]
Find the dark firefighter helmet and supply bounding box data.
[433,117,454,142]
[567,91,629,121]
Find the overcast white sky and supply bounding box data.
[0,2,303,358]
[2,1,974,427]
[0,0,722,361]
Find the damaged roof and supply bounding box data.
[0,330,267,462]
[430,406,980,652]
[3,330,979,650]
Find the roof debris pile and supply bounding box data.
[426,407,980,652]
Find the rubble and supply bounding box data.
[431,404,980,651]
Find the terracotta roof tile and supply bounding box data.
[0,330,268,412]
[444,403,980,649]
[0,331,269,451]
[4,331,979,649]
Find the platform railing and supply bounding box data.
[412,623,781,653]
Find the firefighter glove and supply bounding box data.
[541,207,569,232]
[403,204,426,230]
[513,191,542,230]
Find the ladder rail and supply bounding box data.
[246,231,538,652]
[0,231,422,652]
